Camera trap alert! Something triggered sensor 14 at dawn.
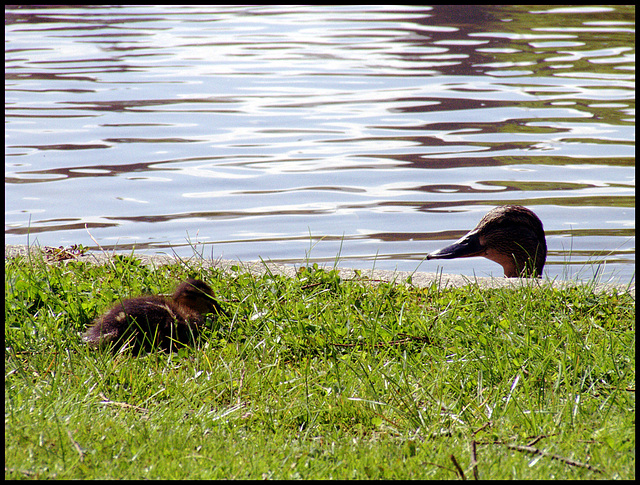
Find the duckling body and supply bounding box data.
[83,278,222,352]
[427,205,547,278]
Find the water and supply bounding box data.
[5,5,635,283]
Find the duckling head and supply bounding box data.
[427,205,547,278]
[172,278,223,316]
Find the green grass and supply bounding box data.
[5,248,635,479]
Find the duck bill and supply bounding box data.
[427,232,485,260]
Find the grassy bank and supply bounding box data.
[5,249,635,479]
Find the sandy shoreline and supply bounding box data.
[5,244,634,296]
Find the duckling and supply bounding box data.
[83,278,222,353]
[427,205,547,278]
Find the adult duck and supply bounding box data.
[83,278,223,352]
[427,205,547,278]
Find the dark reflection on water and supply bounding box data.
[5,5,635,282]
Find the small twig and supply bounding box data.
[300,282,324,290]
[450,454,466,480]
[86,226,118,270]
[98,392,148,413]
[67,429,84,462]
[370,410,400,429]
[236,366,246,406]
[503,443,602,474]
[344,277,392,285]
[422,461,456,473]
[329,334,431,349]
[526,435,548,447]
[470,440,479,480]
[472,421,493,436]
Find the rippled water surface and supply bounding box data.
[5,5,635,282]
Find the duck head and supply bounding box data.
[426,205,547,278]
